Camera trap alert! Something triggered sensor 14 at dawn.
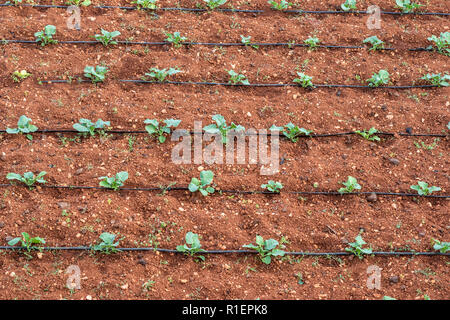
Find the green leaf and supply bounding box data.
[8,237,21,246]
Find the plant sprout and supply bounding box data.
[35,25,57,46]
[261,180,283,193]
[410,181,441,195]
[73,119,110,136]
[189,170,215,196]
[176,232,206,261]
[144,119,181,143]
[203,114,245,144]
[243,236,286,264]
[99,172,129,191]
[6,115,38,140]
[6,172,47,189]
[345,235,373,259]
[338,176,361,194]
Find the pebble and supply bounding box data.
[180,279,188,284]
[86,295,92,300]
[405,127,413,134]
[389,158,400,165]
[0,222,4,229]
[389,276,399,284]
[366,193,377,202]
[138,259,147,266]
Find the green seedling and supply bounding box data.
[304,37,320,49]
[176,232,206,261]
[341,0,356,11]
[66,0,92,6]
[366,70,390,87]
[12,70,32,82]
[92,232,121,254]
[165,32,188,48]
[6,115,38,140]
[345,235,372,259]
[203,0,227,10]
[228,69,250,85]
[99,172,129,191]
[144,119,181,143]
[132,0,157,9]
[338,176,361,194]
[203,114,245,144]
[355,127,380,141]
[35,25,57,46]
[145,67,181,82]
[261,180,283,193]
[240,35,259,49]
[293,72,314,88]
[410,181,441,195]
[427,32,449,56]
[383,296,397,300]
[8,232,45,252]
[189,170,215,196]
[431,239,449,253]
[268,0,292,10]
[363,36,385,51]
[243,235,286,264]
[270,123,313,142]
[395,0,422,13]
[7,171,47,188]
[73,119,110,136]
[94,29,121,46]
[420,73,449,87]
[84,65,108,83]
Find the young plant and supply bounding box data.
[410,181,441,195]
[35,25,57,46]
[227,69,250,85]
[363,36,385,51]
[395,0,422,13]
[304,37,320,49]
[338,176,361,194]
[7,172,47,188]
[355,127,380,141]
[144,119,181,143]
[66,0,92,6]
[420,73,449,87]
[12,70,32,82]
[293,72,314,88]
[92,232,121,254]
[176,232,206,261]
[99,172,129,191]
[240,35,259,49]
[203,114,245,144]
[261,180,283,193]
[431,239,449,253]
[243,235,286,264]
[73,119,110,136]
[144,67,181,82]
[203,0,227,10]
[132,0,157,9]
[270,123,313,142]
[94,29,121,46]
[345,235,373,259]
[366,70,390,87]
[189,170,215,196]
[8,232,46,252]
[84,65,108,83]
[427,32,449,56]
[268,0,292,10]
[165,32,188,48]
[341,0,356,11]
[6,115,38,140]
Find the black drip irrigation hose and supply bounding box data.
[0,129,446,138]
[0,39,436,52]
[0,245,447,256]
[0,3,449,16]
[0,184,447,198]
[38,79,440,90]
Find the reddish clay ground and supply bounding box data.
[0,0,448,300]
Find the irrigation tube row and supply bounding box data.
[0,3,449,16]
[0,246,447,256]
[0,39,438,52]
[40,79,440,90]
[0,129,446,138]
[0,184,448,198]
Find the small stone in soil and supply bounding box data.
[57,202,70,209]
[405,127,413,134]
[0,222,4,229]
[389,158,400,165]
[389,276,399,284]
[366,193,377,202]
[138,259,147,266]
